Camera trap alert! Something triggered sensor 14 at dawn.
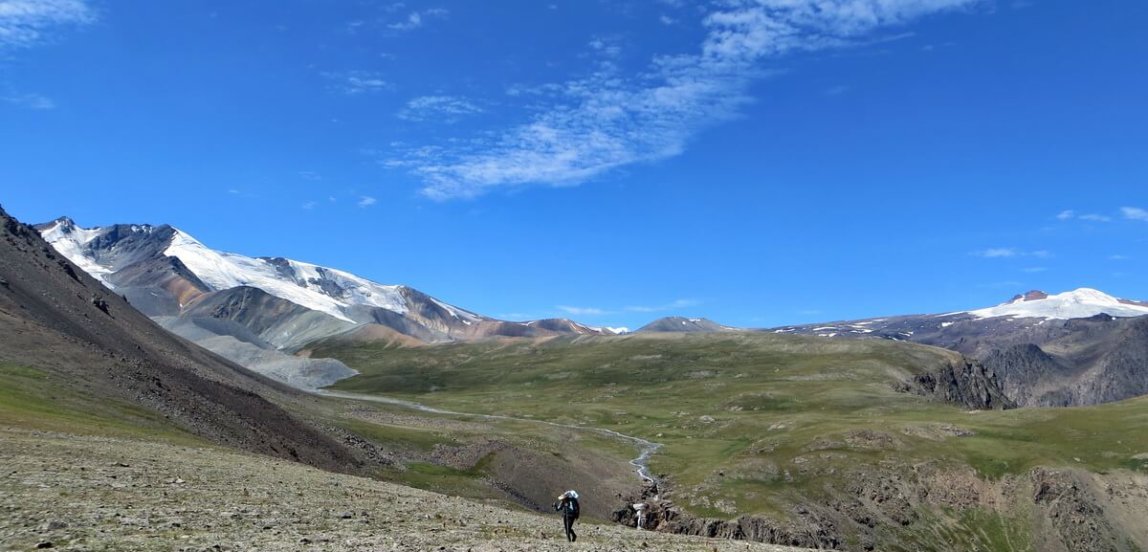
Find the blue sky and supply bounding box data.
[2,0,1146,329]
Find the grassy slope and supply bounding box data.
[0,363,203,444]
[0,358,634,518]
[316,333,1148,536]
[0,427,813,552]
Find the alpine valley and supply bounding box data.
[3,210,1148,552]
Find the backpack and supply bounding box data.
[566,497,580,519]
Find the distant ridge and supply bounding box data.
[637,316,734,333]
[769,287,1148,407]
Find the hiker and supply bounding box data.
[553,489,580,542]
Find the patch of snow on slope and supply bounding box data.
[40,220,116,286]
[427,296,482,323]
[967,288,1148,320]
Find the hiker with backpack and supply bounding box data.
[553,489,580,542]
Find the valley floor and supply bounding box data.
[0,427,816,552]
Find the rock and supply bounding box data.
[35,542,53,549]
[38,520,67,531]
[905,358,1014,410]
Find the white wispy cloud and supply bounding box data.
[557,305,609,316]
[1022,267,1047,273]
[624,298,701,313]
[357,196,377,207]
[389,0,982,199]
[2,92,54,109]
[324,71,389,95]
[1122,207,1148,222]
[974,248,1018,258]
[387,8,447,31]
[557,298,700,317]
[397,95,484,122]
[1057,209,1112,222]
[587,36,623,58]
[0,0,94,49]
[1109,254,1130,261]
[973,248,1050,259]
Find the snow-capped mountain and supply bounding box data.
[39,217,481,327]
[965,288,1148,320]
[768,288,1148,407]
[37,217,615,387]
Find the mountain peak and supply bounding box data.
[52,216,77,230]
[970,288,1148,320]
[1006,290,1049,304]
[637,316,732,333]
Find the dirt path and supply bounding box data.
[317,390,663,484]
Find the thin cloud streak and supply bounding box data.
[557,298,700,317]
[624,298,701,313]
[2,92,54,109]
[0,0,94,49]
[1123,207,1148,222]
[324,71,389,95]
[1057,209,1113,222]
[973,248,1050,259]
[557,305,609,316]
[391,0,982,200]
[397,95,484,122]
[975,248,1018,258]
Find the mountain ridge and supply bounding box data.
[0,204,368,471]
[37,216,620,388]
[771,288,1148,407]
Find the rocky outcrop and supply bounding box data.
[902,358,1015,410]
[1029,468,1134,552]
[611,464,1148,552]
[973,316,1148,407]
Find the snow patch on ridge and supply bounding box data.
[39,219,116,286]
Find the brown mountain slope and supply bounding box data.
[0,204,360,472]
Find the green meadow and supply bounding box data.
[317,332,1148,526]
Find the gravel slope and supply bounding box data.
[0,428,817,552]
